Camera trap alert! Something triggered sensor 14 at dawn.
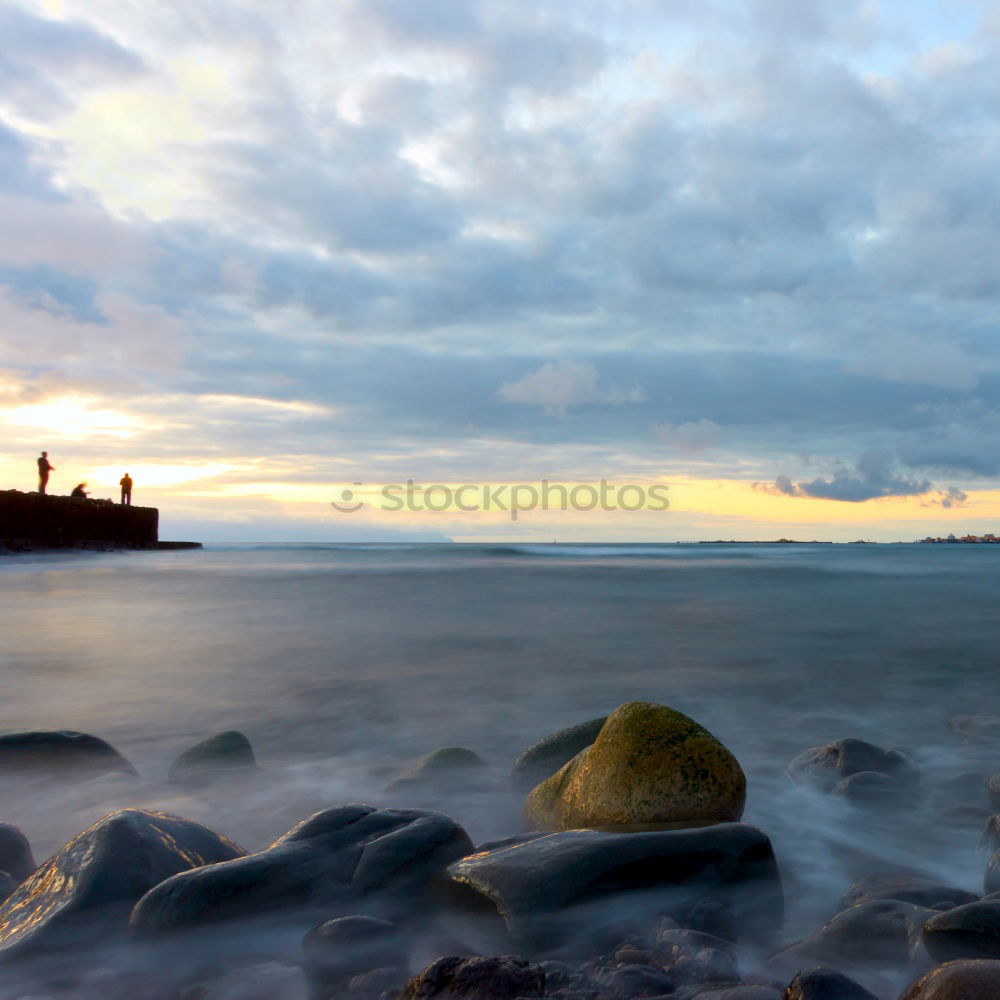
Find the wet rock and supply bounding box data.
[524,702,746,831]
[131,805,473,939]
[303,915,404,999]
[771,899,933,975]
[446,824,782,952]
[787,739,917,793]
[686,987,783,1000]
[988,774,1000,811]
[598,962,673,996]
[0,872,15,907]
[510,718,607,792]
[923,900,1000,962]
[654,927,739,986]
[0,730,135,778]
[784,967,878,1000]
[985,849,1000,894]
[949,715,1000,739]
[899,958,1000,999]
[0,809,244,959]
[386,748,492,797]
[398,955,545,999]
[0,824,35,882]
[344,965,404,998]
[840,873,978,911]
[832,771,911,808]
[179,961,308,1000]
[169,731,256,785]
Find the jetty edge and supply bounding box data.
[0,490,201,552]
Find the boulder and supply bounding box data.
[303,915,404,999]
[839,873,978,911]
[168,731,256,785]
[385,748,492,797]
[0,872,15,907]
[446,823,782,952]
[398,955,545,999]
[832,771,911,808]
[524,702,746,831]
[0,730,135,778]
[771,899,933,976]
[784,967,878,1000]
[923,900,1000,962]
[131,805,473,939]
[654,927,739,987]
[0,824,34,882]
[899,958,1000,999]
[510,717,607,791]
[787,739,917,793]
[598,962,673,995]
[687,988,783,1000]
[0,809,244,959]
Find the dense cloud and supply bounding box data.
[1,0,998,529]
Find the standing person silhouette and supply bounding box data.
[37,452,54,494]
[120,472,133,505]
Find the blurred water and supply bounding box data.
[1,541,999,936]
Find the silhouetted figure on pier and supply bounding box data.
[120,473,133,505]
[70,483,89,499]
[37,452,54,495]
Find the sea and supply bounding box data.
[2,541,999,939]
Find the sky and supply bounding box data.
[2,0,999,542]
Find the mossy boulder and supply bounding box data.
[523,702,746,831]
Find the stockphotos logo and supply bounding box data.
[330,480,670,521]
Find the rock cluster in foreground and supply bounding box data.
[0,706,999,1000]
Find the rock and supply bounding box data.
[598,962,673,996]
[398,955,545,999]
[168,731,256,785]
[0,809,244,959]
[178,962,308,1000]
[0,730,135,778]
[0,872,15,907]
[771,899,934,975]
[446,823,782,952]
[785,967,878,1000]
[0,824,35,882]
[840,873,978,911]
[687,988,783,1000]
[923,900,1000,962]
[386,748,492,797]
[303,915,404,999]
[131,805,473,939]
[654,927,739,986]
[949,715,1000,739]
[524,702,746,831]
[832,771,911,808]
[344,966,404,998]
[899,958,1000,999]
[510,717,607,792]
[787,739,917,793]
[985,849,1000,894]
[988,774,1000,811]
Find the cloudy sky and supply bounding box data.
[2,0,999,541]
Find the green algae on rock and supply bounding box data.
[523,702,746,831]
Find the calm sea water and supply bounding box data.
[2,542,999,931]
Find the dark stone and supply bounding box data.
[832,770,911,808]
[598,963,673,996]
[168,731,256,785]
[510,718,607,792]
[988,774,1000,811]
[899,958,1000,999]
[0,730,136,778]
[923,901,1000,962]
[688,988,783,1000]
[985,849,1000,894]
[345,966,404,999]
[446,824,783,953]
[654,928,739,986]
[0,872,15,907]
[840,873,978,911]
[788,739,917,793]
[385,748,492,797]
[131,805,473,939]
[0,824,35,882]
[771,899,933,974]
[303,915,403,999]
[784,967,878,999]
[398,955,545,999]
[0,809,244,959]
